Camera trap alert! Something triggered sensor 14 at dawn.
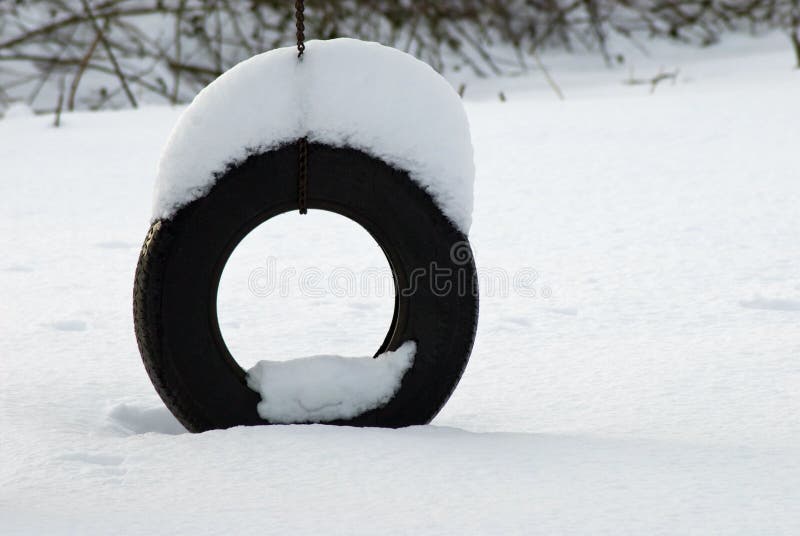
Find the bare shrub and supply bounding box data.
[0,1,797,113]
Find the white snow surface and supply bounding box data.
[247,342,415,423]
[2,33,800,535]
[153,38,475,232]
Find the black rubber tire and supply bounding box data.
[133,143,478,432]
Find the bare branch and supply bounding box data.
[79,0,137,108]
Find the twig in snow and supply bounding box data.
[532,49,564,100]
[53,75,65,127]
[624,67,680,94]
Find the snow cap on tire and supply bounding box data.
[153,38,475,233]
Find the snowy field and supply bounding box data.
[2,33,799,534]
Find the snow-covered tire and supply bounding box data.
[134,143,478,432]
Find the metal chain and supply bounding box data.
[295,0,305,58]
[297,137,308,214]
[295,0,307,214]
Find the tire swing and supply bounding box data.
[133,7,478,433]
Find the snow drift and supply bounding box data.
[152,38,474,232]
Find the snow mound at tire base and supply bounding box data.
[153,38,475,232]
[246,342,416,423]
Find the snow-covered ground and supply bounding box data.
[1,33,799,534]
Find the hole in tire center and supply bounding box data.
[217,210,396,371]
